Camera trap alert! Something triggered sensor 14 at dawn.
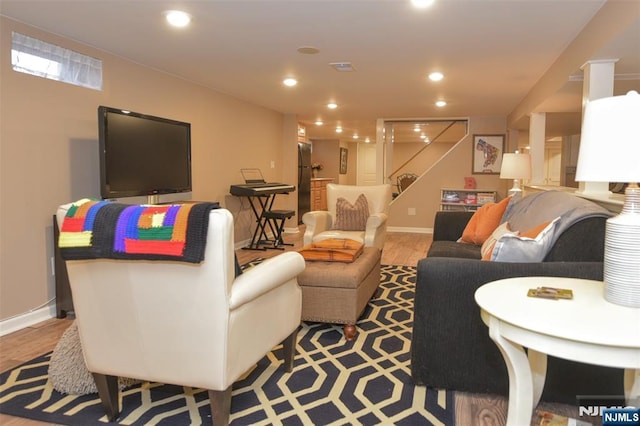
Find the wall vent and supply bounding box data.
[330,62,356,72]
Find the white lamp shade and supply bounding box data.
[575,90,640,183]
[500,153,532,180]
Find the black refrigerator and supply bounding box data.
[298,142,312,223]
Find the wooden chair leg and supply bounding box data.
[92,373,119,422]
[344,324,357,341]
[208,387,232,426]
[282,327,298,372]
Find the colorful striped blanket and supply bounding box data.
[58,199,220,263]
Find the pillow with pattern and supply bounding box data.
[332,194,369,231]
[481,222,518,260]
[490,217,561,262]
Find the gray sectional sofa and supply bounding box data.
[410,190,625,404]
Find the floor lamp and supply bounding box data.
[575,90,640,307]
[500,152,531,198]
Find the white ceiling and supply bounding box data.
[2,0,639,143]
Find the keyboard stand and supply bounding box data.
[242,193,285,250]
[229,182,295,251]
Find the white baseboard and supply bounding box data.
[234,238,252,250]
[234,226,300,250]
[0,304,56,337]
[388,226,433,234]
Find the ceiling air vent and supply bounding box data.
[330,62,356,72]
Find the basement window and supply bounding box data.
[11,32,103,91]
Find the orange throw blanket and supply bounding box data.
[299,238,364,263]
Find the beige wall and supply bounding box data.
[391,141,456,183]
[308,139,338,180]
[0,19,517,325]
[0,18,292,321]
[309,139,358,185]
[388,117,509,230]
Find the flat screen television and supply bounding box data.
[98,106,192,199]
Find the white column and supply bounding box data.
[508,128,520,152]
[529,112,546,186]
[282,114,300,227]
[577,59,617,194]
[507,129,523,191]
[376,118,387,185]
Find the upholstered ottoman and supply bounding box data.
[297,247,382,341]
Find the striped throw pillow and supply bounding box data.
[332,194,369,231]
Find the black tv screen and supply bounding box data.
[98,106,192,199]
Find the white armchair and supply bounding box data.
[302,184,392,250]
[56,205,305,426]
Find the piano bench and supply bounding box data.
[264,210,295,220]
[263,210,295,249]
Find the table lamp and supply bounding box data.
[575,90,640,307]
[500,152,532,197]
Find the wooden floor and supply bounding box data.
[0,231,583,426]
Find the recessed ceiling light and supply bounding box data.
[165,10,191,27]
[297,46,320,55]
[336,126,343,133]
[420,134,426,139]
[428,72,444,82]
[353,134,359,139]
[365,137,371,143]
[315,120,324,126]
[411,0,435,8]
[413,126,421,132]
[283,78,297,87]
[327,102,338,109]
[435,100,447,107]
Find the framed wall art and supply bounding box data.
[472,134,504,174]
[340,147,348,174]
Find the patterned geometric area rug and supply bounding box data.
[0,265,454,425]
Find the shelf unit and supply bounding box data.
[440,188,497,211]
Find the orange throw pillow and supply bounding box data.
[460,196,511,245]
[519,221,552,238]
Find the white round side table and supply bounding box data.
[475,276,640,426]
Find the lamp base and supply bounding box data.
[507,179,523,198]
[603,183,640,308]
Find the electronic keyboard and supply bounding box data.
[229,182,295,197]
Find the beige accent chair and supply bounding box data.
[302,184,392,250]
[56,205,305,426]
